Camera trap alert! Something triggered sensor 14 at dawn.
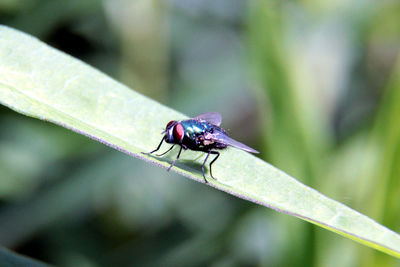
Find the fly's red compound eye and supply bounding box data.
[166,120,177,129]
[173,123,184,142]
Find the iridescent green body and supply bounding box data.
[180,119,227,151]
[181,119,212,135]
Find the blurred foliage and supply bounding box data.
[0,0,400,266]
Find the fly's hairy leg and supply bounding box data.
[208,151,220,179]
[167,146,183,171]
[142,138,164,155]
[156,145,175,156]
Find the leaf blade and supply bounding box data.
[0,247,49,267]
[0,25,399,258]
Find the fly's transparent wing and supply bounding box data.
[193,112,222,126]
[207,129,259,153]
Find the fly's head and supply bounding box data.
[164,120,184,144]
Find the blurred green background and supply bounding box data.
[1,0,400,266]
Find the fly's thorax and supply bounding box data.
[178,119,230,151]
[180,120,212,137]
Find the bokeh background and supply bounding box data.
[1,0,400,266]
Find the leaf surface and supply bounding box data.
[0,25,399,258]
[0,247,49,267]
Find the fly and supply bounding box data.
[142,112,259,183]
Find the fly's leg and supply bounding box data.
[201,151,212,183]
[167,146,183,171]
[142,138,164,155]
[201,150,220,183]
[156,145,175,156]
[208,151,220,180]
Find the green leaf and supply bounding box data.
[0,247,49,267]
[0,25,399,258]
